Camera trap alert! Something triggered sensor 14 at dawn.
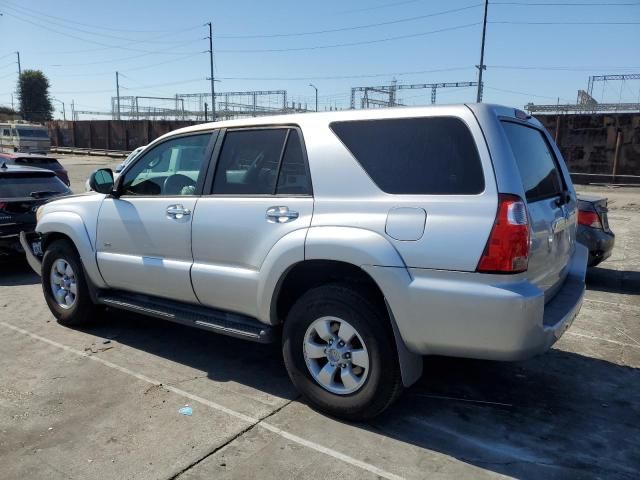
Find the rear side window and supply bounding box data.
[212,128,311,196]
[330,117,484,195]
[501,122,564,202]
[0,174,69,198]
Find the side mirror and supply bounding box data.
[89,168,115,195]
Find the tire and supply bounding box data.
[283,283,403,421]
[42,239,100,327]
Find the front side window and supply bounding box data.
[120,133,212,196]
[501,122,564,202]
[330,117,484,195]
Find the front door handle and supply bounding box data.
[166,204,191,219]
[266,206,299,223]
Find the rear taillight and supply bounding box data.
[578,210,602,229]
[0,202,6,211]
[477,194,530,274]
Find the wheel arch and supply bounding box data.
[271,259,422,387]
[38,212,107,289]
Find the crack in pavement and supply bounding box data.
[168,395,301,480]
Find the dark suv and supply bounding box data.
[0,152,70,186]
[0,162,70,257]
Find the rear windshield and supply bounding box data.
[501,122,564,202]
[16,128,49,139]
[330,117,484,195]
[15,157,58,165]
[0,174,69,198]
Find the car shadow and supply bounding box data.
[0,257,40,286]
[371,351,640,479]
[78,311,297,401]
[76,311,639,480]
[586,266,640,295]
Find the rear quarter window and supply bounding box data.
[330,117,484,195]
[501,121,564,202]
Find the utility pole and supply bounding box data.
[204,102,208,122]
[309,83,318,112]
[16,51,21,78]
[115,71,121,120]
[476,0,489,103]
[71,100,75,121]
[206,22,216,121]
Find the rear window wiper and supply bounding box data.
[30,190,63,198]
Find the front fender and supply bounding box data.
[305,226,405,267]
[37,212,107,288]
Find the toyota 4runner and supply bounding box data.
[21,104,588,419]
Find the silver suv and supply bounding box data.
[22,104,588,419]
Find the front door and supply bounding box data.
[96,132,215,303]
[191,127,314,318]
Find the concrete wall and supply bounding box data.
[537,113,640,176]
[46,120,198,151]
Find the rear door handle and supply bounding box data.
[266,206,299,223]
[166,204,191,219]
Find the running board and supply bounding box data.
[96,291,275,344]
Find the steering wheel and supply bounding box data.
[163,174,196,195]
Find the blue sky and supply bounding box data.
[0,0,638,118]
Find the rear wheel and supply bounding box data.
[283,283,403,420]
[42,239,100,326]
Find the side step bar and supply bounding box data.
[96,291,275,344]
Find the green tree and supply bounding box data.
[18,69,54,122]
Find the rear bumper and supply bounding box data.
[577,226,615,266]
[365,244,588,361]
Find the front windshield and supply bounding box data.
[16,128,50,139]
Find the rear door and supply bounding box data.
[190,127,313,317]
[501,121,574,297]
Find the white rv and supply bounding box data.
[0,122,50,154]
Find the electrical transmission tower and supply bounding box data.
[350,81,478,109]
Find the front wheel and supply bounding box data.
[42,239,100,326]
[283,283,403,420]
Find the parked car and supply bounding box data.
[0,122,51,154]
[21,104,588,419]
[577,194,615,267]
[0,152,70,186]
[0,162,70,257]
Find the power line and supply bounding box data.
[0,2,200,46]
[1,10,201,54]
[0,0,201,33]
[484,86,573,102]
[48,53,205,78]
[492,1,640,5]
[338,0,427,14]
[216,4,482,38]
[219,67,474,81]
[42,40,202,68]
[490,20,640,24]
[52,77,206,95]
[217,23,481,53]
